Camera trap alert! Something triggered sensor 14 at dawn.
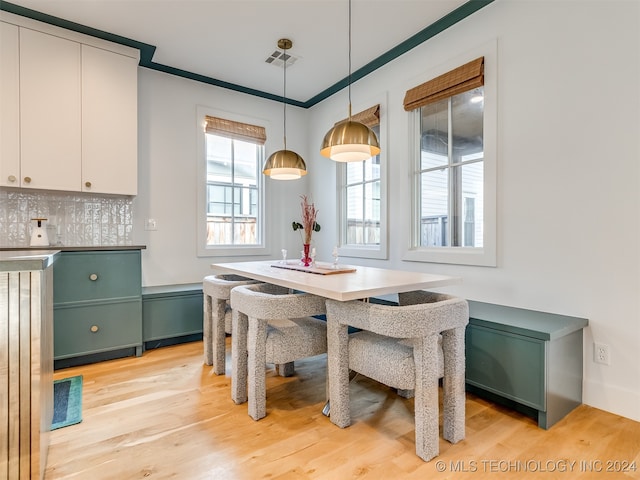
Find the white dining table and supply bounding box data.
[210,260,461,301]
[212,259,463,418]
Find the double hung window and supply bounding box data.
[417,88,484,248]
[344,138,381,246]
[337,104,388,259]
[197,111,266,256]
[404,50,496,266]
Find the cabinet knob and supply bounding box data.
[90,325,99,333]
[24,176,31,184]
[85,181,92,188]
[8,175,16,183]
[89,273,98,281]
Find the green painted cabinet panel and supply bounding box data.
[466,324,545,410]
[465,301,588,429]
[54,299,142,358]
[53,249,143,364]
[142,284,203,342]
[53,250,141,304]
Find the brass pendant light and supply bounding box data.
[320,0,380,162]
[263,38,307,180]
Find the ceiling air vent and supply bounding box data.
[265,49,299,68]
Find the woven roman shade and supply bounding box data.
[336,104,380,128]
[403,57,484,111]
[205,116,267,145]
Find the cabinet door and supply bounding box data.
[81,45,138,195]
[54,300,142,359]
[465,324,546,410]
[20,28,81,191]
[53,250,141,304]
[0,22,20,187]
[143,292,203,341]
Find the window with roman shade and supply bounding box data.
[336,102,388,260]
[340,104,380,128]
[403,57,484,111]
[204,116,267,145]
[197,110,267,256]
[403,49,496,267]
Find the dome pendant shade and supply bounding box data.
[320,0,380,163]
[262,149,307,180]
[320,120,380,162]
[263,38,307,180]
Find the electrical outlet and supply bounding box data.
[594,342,610,365]
[145,218,157,231]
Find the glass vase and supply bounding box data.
[302,243,311,267]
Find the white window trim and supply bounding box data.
[337,94,388,260]
[403,40,497,267]
[196,105,271,257]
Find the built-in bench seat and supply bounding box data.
[465,301,589,429]
[351,295,589,429]
[142,283,203,350]
[142,286,588,429]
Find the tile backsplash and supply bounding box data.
[0,188,133,247]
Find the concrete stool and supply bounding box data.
[230,283,327,420]
[202,274,260,374]
[326,291,468,462]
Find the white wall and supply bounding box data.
[132,0,639,422]
[133,69,312,286]
[307,0,640,422]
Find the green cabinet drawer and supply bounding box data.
[143,289,203,341]
[465,323,546,410]
[53,250,141,304]
[54,299,142,359]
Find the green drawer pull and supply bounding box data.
[90,325,99,333]
[89,273,98,281]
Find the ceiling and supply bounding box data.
[2,0,492,106]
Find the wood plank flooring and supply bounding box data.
[45,340,640,480]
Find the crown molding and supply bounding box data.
[0,0,494,108]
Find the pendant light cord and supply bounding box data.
[348,0,352,120]
[283,47,288,150]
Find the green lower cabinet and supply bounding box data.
[53,250,141,303]
[466,324,546,411]
[142,284,203,349]
[53,249,143,366]
[465,301,588,429]
[54,299,142,358]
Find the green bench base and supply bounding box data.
[142,283,204,351]
[466,301,588,429]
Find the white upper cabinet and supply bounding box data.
[0,22,20,187]
[81,45,138,195]
[20,27,82,192]
[0,14,138,195]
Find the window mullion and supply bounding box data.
[342,166,347,245]
[230,140,235,240]
[416,112,423,248]
[361,162,366,239]
[447,98,457,247]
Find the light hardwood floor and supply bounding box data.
[45,340,640,480]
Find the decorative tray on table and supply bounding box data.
[271,261,356,275]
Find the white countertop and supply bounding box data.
[0,249,60,272]
[0,245,146,252]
